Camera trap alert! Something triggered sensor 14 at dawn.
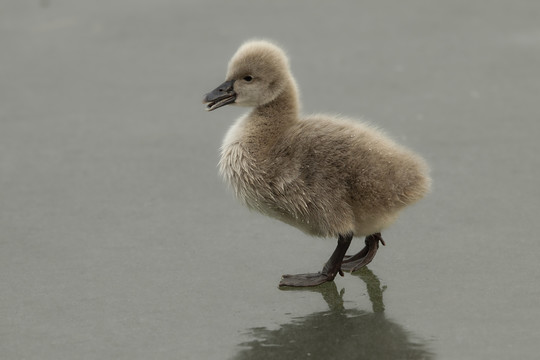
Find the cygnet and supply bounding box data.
[203,40,431,287]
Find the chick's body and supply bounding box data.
[220,112,429,238]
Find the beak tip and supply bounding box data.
[203,80,236,111]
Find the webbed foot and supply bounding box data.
[279,272,336,287]
[279,233,352,288]
[341,233,385,273]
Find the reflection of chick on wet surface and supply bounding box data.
[234,268,434,360]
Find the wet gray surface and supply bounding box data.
[1,1,539,359]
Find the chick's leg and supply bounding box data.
[279,233,353,287]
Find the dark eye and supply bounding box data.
[243,75,253,82]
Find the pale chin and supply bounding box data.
[234,99,258,108]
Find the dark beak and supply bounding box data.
[203,80,236,111]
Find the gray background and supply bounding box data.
[1,1,539,359]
